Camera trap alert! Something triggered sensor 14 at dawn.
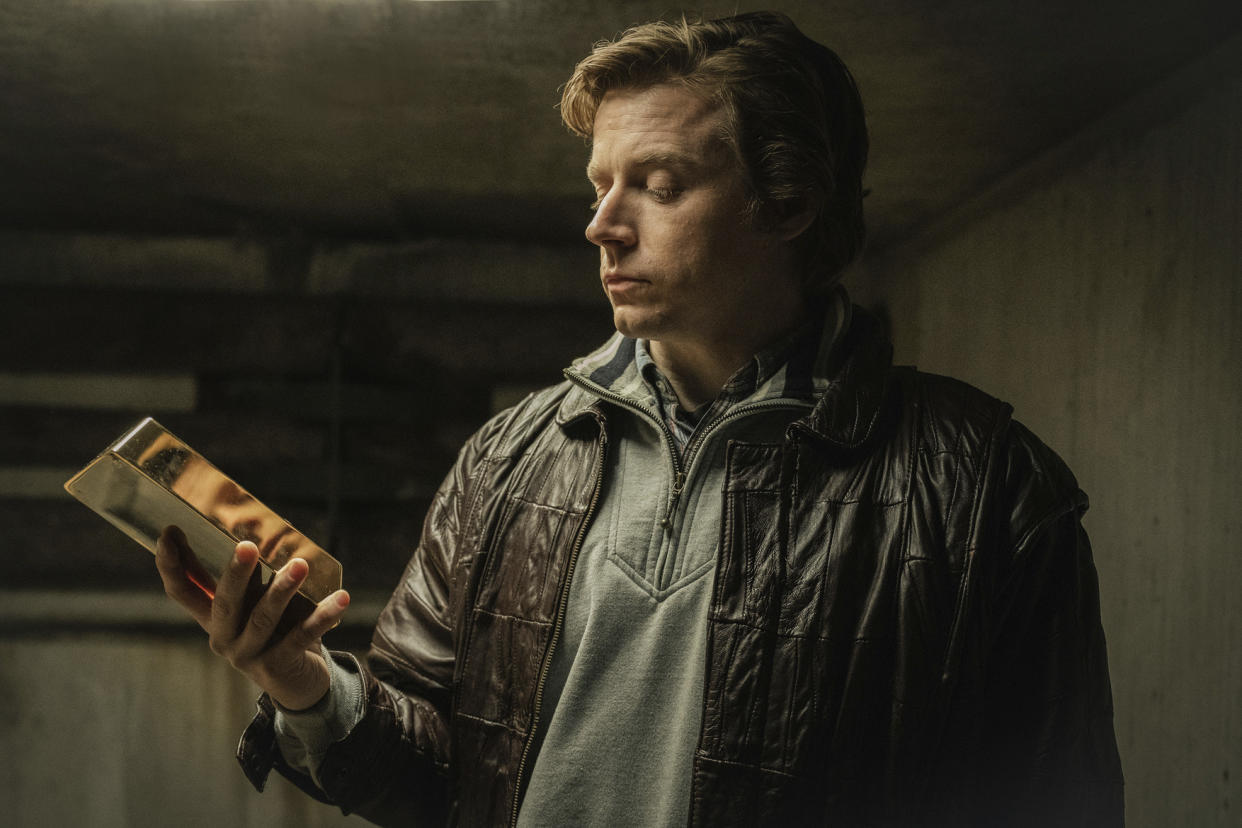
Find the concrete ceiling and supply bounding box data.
[1,0,1239,252]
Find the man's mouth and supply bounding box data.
[604,273,645,285]
[604,275,646,298]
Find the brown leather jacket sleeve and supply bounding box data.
[939,420,1124,825]
[237,407,517,826]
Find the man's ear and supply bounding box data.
[771,197,818,242]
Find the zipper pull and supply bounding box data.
[661,470,686,531]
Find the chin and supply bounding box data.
[612,315,637,338]
[611,307,659,340]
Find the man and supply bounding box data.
[155,11,1123,826]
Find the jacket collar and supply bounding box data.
[556,332,633,427]
[793,305,895,451]
[556,299,894,450]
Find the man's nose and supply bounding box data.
[585,190,636,248]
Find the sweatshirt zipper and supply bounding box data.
[566,371,810,529]
[659,398,813,528]
[504,373,810,822]
[509,422,608,828]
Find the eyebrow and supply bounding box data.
[586,150,705,183]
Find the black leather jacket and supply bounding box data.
[239,310,1124,826]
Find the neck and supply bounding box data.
[648,315,806,411]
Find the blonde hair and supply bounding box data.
[561,11,869,292]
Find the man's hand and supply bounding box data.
[154,525,351,712]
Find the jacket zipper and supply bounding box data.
[509,422,608,828]
[570,380,683,505]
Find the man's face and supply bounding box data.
[585,83,799,349]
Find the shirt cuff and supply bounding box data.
[272,646,366,787]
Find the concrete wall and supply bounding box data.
[858,46,1242,827]
[0,633,368,827]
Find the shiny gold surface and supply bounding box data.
[65,417,341,604]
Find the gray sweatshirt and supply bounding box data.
[275,292,850,825]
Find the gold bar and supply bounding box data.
[64,418,341,622]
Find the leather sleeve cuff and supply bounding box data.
[236,692,340,808]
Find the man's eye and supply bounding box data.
[589,197,602,212]
[647,186,680,203]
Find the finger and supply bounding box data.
[240,563,267,626]
[154,526,212,629]
[256,590,350,709]
[279,589,351,656]
[208,540,261,646]
[232,556,310,658]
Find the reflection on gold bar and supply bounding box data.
[64,418,341,612]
